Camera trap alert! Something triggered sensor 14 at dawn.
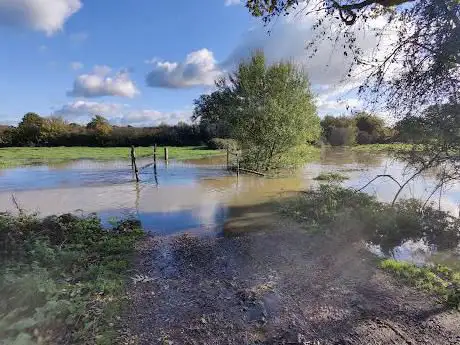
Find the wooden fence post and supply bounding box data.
[164,147,169,164]
[236,152,239,179]
[131,146,139,182]
[153,144,157,165]
[226,147,230,170]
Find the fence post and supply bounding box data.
[226,147,230,170]
[131,146,139,182]
[153,144,157,165]
[236,152,239,179]
[164,147,169,164]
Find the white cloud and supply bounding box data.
[225,0,240,5]
[68,65,139,98]
[0,0,82,35]
[70,61,84,70]
[53,101,191,126]
[146,48,224,88]
[224,12,399,115]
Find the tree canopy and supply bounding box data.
[193,52,321,171]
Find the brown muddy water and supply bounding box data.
[0,148,458,266]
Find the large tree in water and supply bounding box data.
[193,52,320,171]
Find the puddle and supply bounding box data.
[0,148,458,265]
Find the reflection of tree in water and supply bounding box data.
[365,200,460,256]
[319,147,384,167]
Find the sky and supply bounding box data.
[0,0,397,126]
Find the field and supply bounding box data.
[0,146,222,168]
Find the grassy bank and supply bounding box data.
[280,185,460,308]
[0,213,143,344]
[0,146,222,168]
[381,259,460,309]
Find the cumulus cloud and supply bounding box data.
[146,49,223,88]
[68,65,139,98]
[0,0,82,35]
[53,101,191,126]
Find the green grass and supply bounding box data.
[351,143,414,152]
[0,146,222,168]
[381,259,460,309]
[313,172,349,182]
[0,213,143,344]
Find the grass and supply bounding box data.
[381,259,460,309]
[0,212,143,344]
[0,146,222,168]
[313,172,349,182]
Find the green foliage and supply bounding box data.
[16,113,45,146]
[1,112,213,148]
[194,52,321,171]
[281,185,460,254]
[320,112,390,146]
[381,259,460,309]
[0,213,143,344]
[206,138,239,151]
[313,172,349,182]
[86,115,112,137]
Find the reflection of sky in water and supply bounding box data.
[98,205,227,236]
[0,160,229,191]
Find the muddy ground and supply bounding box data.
[119,204,460,345]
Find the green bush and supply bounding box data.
[207,138,239,151]
[0,213,143,345]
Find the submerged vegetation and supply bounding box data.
[0,146,221,168]
[281,185,460,307]
[381,259,460,309]
[0,213,143,345]
[313,172,349,182]
[282,185,460,254]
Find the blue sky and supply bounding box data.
[0,0,394,126]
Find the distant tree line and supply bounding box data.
[320,112,396,146]
[0,107,414,149]
[0,113,217,147]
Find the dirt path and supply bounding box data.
[119,204,460,344]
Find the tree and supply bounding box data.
[16,112,45,145]
[320,115,356,145]
[41,117,69,143]
[193,52,321,171]
[86,115,112,136]
[354,111,386,144]
[245,0,459,116]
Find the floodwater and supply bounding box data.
[0,148,458,265]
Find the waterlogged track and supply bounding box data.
[120,207,460,344]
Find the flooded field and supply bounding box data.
[0,148,458,264]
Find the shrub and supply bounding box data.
[207,138,239,151]
[0,213,143,345]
